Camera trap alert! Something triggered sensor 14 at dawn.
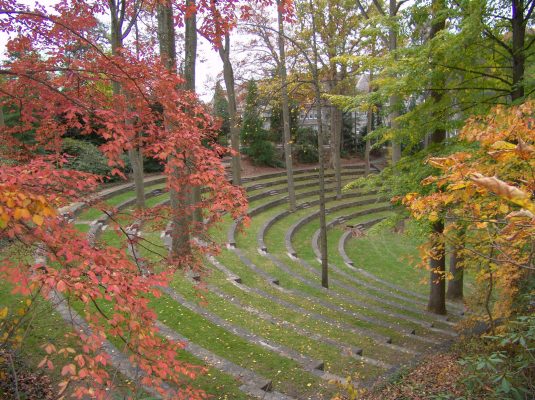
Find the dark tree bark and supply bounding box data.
[157,0,191,257]
[184,0,202,224]
[427,0,447,314]
[447,242,464,300]
[428,220,446,314]
[310,0,328,288]
[511,0,526,101]
[447,228,465,300]
[330,106,343,198]
[389,0,401,165]
[218,34,241,186]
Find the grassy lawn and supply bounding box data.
[4,166,461,399]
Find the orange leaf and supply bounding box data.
[32,214,44,226]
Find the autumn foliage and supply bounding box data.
[403,101,535,322]
[0,0,270,398]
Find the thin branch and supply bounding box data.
[355,0,370,19]
[395,0,409,15]
[524,0,535,23]
[372,0,385,15]
[431,62,513,86]
[483,27,514,56]
[7,352,20,400]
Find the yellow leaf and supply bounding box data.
[448,181,466,190]
[490,141,516,150]
[32,214,44,226]
[0,307,8,319]
[429,211,439,222]
[498,204,509,214]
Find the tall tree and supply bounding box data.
[212,81,230,140]
[309,0,329,288]
[277,0,297,211]
[157,0,192,257]
[109,0,145,208]
[184,0,202,224]
[218,33,242,185]
[426,0,447,315]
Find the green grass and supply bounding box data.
[151,293,333,398]
[169,277,382,379]
[344,227,429,295]
[43,166,460,398]
[77,183,166,221]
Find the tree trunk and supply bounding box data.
[330,107,343,198]
[109,2,144,208]
[184,0,202,224]
[310,0,328,288]
[365,109,372,176]
[277,0,296,212]
[219,34,241,186]
[428,220,446,314]
[511,0,525,101]
[157,1,191,257]
[447,227,465,300]
[447,242,464,300]
[389,0,401,165]
[427,0,447,314]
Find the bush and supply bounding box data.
[243,138,283,168]
[294,128,318,163]
[459,313,535,399]
[62,138,128,180]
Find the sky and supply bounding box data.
[0,0,228,103]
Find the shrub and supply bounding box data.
[61,138,132,181]
[294,127,318,163]
[459,313,535,399]
[246,139,282,167]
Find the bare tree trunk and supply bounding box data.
[310,0,328,288]
[109,1,144,208]
[389,0,401,165]
[330,107,343,198]
[428,220,446,314]
[365,109,372,176]
[184,0,202,224]
[447,230,464,301]
[277,0,296,211]
[219,34,241,186]
[157,1,191,257]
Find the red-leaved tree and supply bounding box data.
[0,0,267,397]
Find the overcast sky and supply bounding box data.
[0,0,229,103]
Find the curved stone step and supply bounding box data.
[240,163,372,185]
[155,322,290,399]
[229,177,362,247]
[285,206,457,325]
[256,190,378,253]
[246,170,365,194]
[205,284,392,368]
[159,286,342,383]
[203,256,418,357]
[261,239,445,347]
